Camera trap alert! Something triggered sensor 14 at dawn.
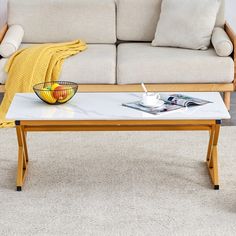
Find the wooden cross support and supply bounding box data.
[15,122,29,191]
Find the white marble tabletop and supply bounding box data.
[6,92,230,121]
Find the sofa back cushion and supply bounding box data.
[117,0,225,41]
[8,0,116,44]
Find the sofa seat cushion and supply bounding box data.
[60,44,116,84]
[6,43,115,84]
[0,58,8,84]
[117,43,234,84]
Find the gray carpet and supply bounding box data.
[0,128,236,236]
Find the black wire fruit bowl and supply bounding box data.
[33,81,78,105]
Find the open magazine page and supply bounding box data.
[160,94,212,107]
[122,101,183,115]
[122,93,212,115]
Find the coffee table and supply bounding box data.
[6,92,230,191]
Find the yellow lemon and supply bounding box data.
[51,83,60,91]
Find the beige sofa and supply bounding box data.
[0,0,235,109]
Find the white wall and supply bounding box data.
[0,0,8,29]
[226,0,236,31]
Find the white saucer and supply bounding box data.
[139,100,164,108]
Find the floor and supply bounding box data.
[1,127,236,235]
[1,92,236,126]
[223,92,236,126]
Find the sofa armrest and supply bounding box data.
[0,25,8,60]
[0,24,7,43]
[0,25,24,58]
[225,22,236,88]
[212,27,233,56]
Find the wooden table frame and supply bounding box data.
[15,119,221,191]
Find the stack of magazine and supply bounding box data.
[122,94,212,115]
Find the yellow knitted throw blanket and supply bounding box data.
[0,40,87,128]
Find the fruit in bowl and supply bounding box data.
[33,81,78,105]
[53,86,67,100]
[40,88,57,104]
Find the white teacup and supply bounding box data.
[141,93,161,107]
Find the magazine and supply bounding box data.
[122,94,212,115]
[160,94,211,107]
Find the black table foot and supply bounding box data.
[214,185,219,190]
[16,186,22,191]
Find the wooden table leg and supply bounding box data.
[14,119,221,191]
[16,124,29,191]
[22,130,29,163]
[206,123,220,190]
[206,126,215,162]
